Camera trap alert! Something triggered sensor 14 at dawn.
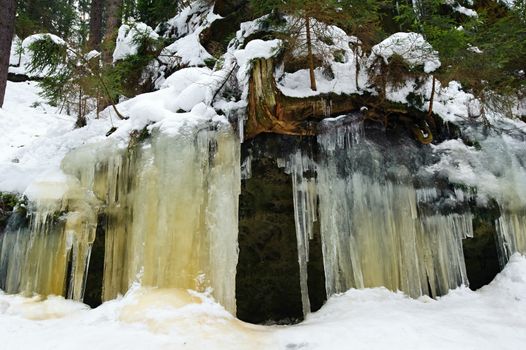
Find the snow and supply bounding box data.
[145,2,222,88]
[155,2,219,68]
[113,23,159,62]
[275,23,365,98]
[371,32,441,73]
[500,0,518,8]
[276,255,526,350]
[445,0,478,17]
[161,2,220,40]
[428,134,526,209]
[161,32,213,66]
[0,254,525,349]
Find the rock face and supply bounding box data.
[201,0,252,55]
[463,205,502,290]
[237,156,304,323]
[0,193,17,232]
[237,135,326,324]
[213,0,248,17]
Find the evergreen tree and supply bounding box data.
[15,0,77,40]
[251,0,384,91]
[395,0,525,117]
[27,36,126,125]
[136,0,181,27]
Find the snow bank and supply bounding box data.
[0,254,525,349]
[0,81,109,196]
[275,254,526,350]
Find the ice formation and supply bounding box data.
[429,130,526,268]
[281,114,475,315]
[0,119,240,314]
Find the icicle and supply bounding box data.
[0,211,30,294]
[241,154,252,180]
[64,209,97,301]
[418,213,473,296]
[495,210,526,267]
[416,188,439,203]
[238,113,246,143]
[0,175,99,301]
[284,151,317,317]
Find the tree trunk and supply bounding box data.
[88,0,104,51]
[0,0,16,108]
[103,0,123,63]
[305,16,317,92]
[428,75,436,116]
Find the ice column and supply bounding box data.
[496,211,526,267]
[284,151,318,317]
[0,119,241,313]
[80,124,241,314]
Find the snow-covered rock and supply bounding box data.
[370,32,441,73]
[113,22,159,62]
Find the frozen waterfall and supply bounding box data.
[0,120,240,314]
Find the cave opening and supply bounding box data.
[463,206,501,290]
[236,146,326,324]
[83,213,106,308]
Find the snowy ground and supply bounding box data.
[0,254,524,350]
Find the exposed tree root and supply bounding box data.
[246,58,435,144]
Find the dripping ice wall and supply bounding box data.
[283,115,475,315]
[0,175,98,300]
[62,121,241,314]
[0,118,241,314]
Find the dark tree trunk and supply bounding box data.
[428,75,436,116]
[103,0,123,63]
[305,16,317,92]
[0,0,16,108]
[88,0,104,51]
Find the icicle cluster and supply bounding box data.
[0,122,240,314]
[286,114,475,315]
[0,181,97,300]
